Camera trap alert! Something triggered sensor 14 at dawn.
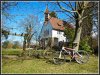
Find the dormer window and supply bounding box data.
[57,23,61,26]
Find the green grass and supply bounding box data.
[2,49,44,56]
[1,55,99,74]
[1,49,99,74]
[2,49,23,56]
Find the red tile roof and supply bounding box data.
[48,17,74,31]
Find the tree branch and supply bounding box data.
[54,10,75,18]
[81,11,99,21]
[57,2,77,13]
[62,2,75,11]
[69,2,75,11]
[64,12,75,21]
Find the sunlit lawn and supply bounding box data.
[2,55,99,74]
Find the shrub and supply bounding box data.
[80,36,92,53]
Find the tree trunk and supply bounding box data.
[72,6,84,51]
[23,40,26,51]
[72,12,83,51]
[73,26,82,51]
[22,36,27,56]
[27,41,30,48]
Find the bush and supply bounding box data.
[80,36,92,53]
[2,41,13,49]
[80,43,91,52]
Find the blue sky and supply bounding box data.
[2,1,75,44]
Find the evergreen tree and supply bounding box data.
[49,11,58,18]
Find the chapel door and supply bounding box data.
[54,38,58,46]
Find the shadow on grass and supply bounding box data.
[45,58,77,65]
[2,55,35,66]
[2,54,77,67]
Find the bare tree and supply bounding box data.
[1,2,18,38]
[20,15,38,49]
[1,2,17,19]
[56,1,98,51]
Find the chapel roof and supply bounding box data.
[46,17,74,31]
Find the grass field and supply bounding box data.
[2,49,23,56]
[1,49,99,74]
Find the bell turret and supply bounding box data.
[44,5,49,22]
